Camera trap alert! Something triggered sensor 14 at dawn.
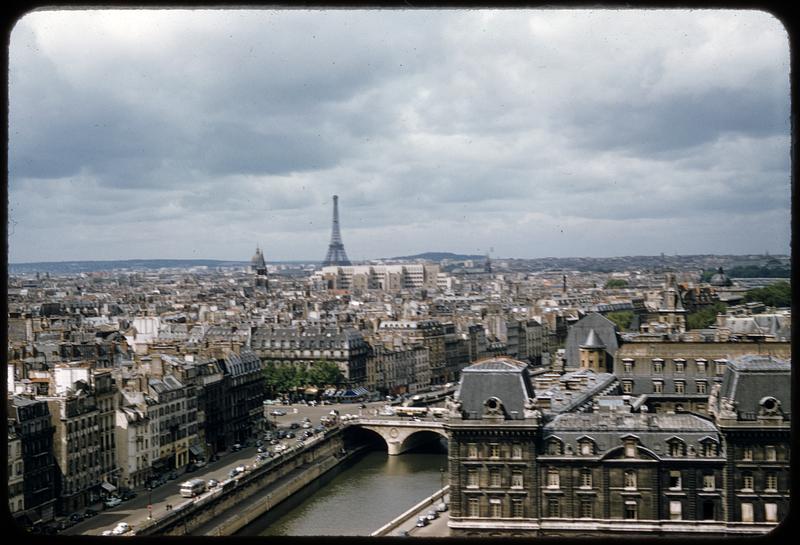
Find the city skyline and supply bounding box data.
[8,9,791,263]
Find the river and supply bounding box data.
[237,448,448,536]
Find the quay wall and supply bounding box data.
[136,430,348,536]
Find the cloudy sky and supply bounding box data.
[8,9,791,263]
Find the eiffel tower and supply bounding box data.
[321,195,352,266]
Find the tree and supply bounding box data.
[307,360,344,388]
[606,310,634,331]
[743,281,791,308]
[604,279,628,289]
[686,302,727,330]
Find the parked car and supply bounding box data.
[416,516,429,527]
[101,530,114,536]
[69,513,84,523]
[167,471,178,480]
[435,502,448,512]
[194,460,207,468]
[207,479,219,488]
[257,446,266,453]
[231,443,242,452]
[121,490,137,500]
[270,409,286,416]
[302,422,312,429]
[426,510,439,521]
[84,508,98,518]
[286,431,296,439]
[56,519,73,531]
[289,422,300,429]
[185,464,197,473]
[104,497,122,508]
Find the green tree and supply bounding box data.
[604,279,628,289]
[686,302,727,330]
[307,360,344,387]
[606,310,634,331]
[743,281,791,307]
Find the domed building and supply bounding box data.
[250,246,268,289]
[709,267,732,287]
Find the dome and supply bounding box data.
[709,267,730,287]
[251,246,266,269]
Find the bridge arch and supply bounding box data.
[351,421,448,455]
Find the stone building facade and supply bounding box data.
[445,356,790,537]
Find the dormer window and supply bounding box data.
[547,439,563,456]
[578,438,595,456]
[668,439,686,457]
[700,438,719,457]
[622,437,639,458]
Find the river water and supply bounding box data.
[238,449,447,536]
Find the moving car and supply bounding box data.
[104,497,122,508]
[270,409,286,416]
[207,479,220,488]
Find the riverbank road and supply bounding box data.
[62,443,276,536]
[385,493,451,538]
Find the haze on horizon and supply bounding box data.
[8,9,791,263]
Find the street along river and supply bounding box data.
[237,447,447,536]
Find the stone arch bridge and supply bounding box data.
[347,418,448,455]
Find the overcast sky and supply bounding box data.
[8,9,791,263]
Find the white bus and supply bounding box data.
[394,406,429,418]
[179,479,206,498]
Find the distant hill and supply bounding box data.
[387,252,487,261]
[9,259,251,274]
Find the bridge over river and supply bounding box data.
[350,417,448,455]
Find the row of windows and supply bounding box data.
[741,502,780,523]
[741,445,779,462]
[622,358,726,375]
[622,379,710,394]
[741,472,779,492]
[466,496,525,518]
[544,437,719,458]
[465,496,719,521]
[67,416,97,434]
[466,468,525,488]
[466,443,524,459]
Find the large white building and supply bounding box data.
[313,263,440,292]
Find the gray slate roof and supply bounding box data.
[543,412,721,458]
[565,313,618,368]
[719,354,791,416]
[456,358,535,420]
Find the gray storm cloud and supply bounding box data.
[8,9,790,262]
